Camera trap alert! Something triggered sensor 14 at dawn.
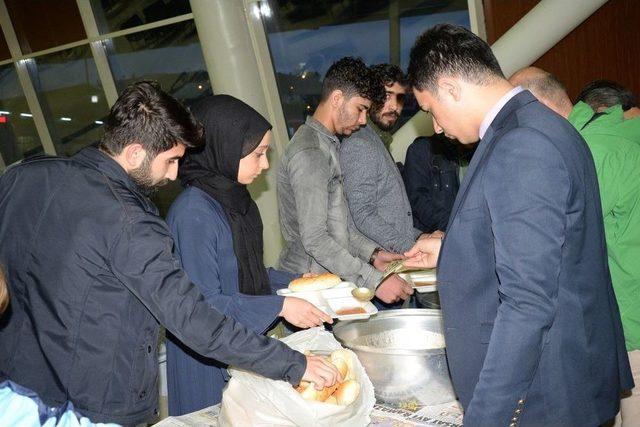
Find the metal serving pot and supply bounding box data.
[332,309,456,406]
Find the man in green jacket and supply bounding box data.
[576,79,640,142]
[511,66,640,427]
[576,79,640,120]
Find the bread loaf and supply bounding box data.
[315,381,340,402]
[297,381,319,401]
[333,379,360,406]
[288,273,341,292]
[331,357,349,379]
[324,395,338,405]
[329,349,354,380]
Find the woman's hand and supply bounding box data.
[280,297,332,328]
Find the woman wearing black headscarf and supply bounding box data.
[165,95,332,415]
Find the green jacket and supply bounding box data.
[569,102,640,350]
[619,115,640,143]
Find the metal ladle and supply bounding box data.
[351,287,374,302]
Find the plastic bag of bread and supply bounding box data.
[219,328,375,427]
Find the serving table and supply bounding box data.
[152,400,463,427]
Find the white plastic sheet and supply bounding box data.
[219,328,375,426]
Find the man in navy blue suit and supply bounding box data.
[404,24,633,427]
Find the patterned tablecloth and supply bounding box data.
[153,400,463,427]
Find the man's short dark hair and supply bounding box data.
[370,63,407,88]
[576,80,638,111]
[408,24,504,92]
[99,80,204,157]
[320,57,384,104]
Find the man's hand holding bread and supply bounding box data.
[301,354,343,391]
[296,349,361,406]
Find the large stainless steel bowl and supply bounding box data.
[333,309,456,406]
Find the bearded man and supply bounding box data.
[0,80,339,426]
[340,63,424,254]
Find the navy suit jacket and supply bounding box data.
[437,91,633,427]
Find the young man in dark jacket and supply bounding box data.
[403,133,473,233]
[0,81,339,426]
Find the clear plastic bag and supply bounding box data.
[219,328,375,426]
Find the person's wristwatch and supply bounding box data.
[369,247,382,265]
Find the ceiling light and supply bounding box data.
[91,95,99,103]
[60,117,72,122]
[251,4,261,19]
[251,1,271,19]
[20,113,33,118]
[259,3,272,17]
[95,120,104,125]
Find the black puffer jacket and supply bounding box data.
[0,147,305,425]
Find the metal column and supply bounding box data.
[76,0,120,108]
[190,0,289,266]
[389,0,400,66]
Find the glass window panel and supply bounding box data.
[5,0,86,54]
[263,0,470,136]
[91,0,192,34]
[0,31,10,61]
[399,8,470,70]
[0,63,43,168]
[29,46,111,156]
[105,20,211,107]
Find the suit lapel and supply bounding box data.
[446,128,495,226]
[444,91,539,229]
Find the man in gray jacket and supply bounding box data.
[340,64,424,253]
[278,57,413,304]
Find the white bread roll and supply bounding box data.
[297,380,340,403]
[288,273,341,292]
[297,382,318,401]
[316,382,340,402]
[331,357,348,380]
[324,395,338,405]
[330,349,355,380]
[333,379,360,406]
